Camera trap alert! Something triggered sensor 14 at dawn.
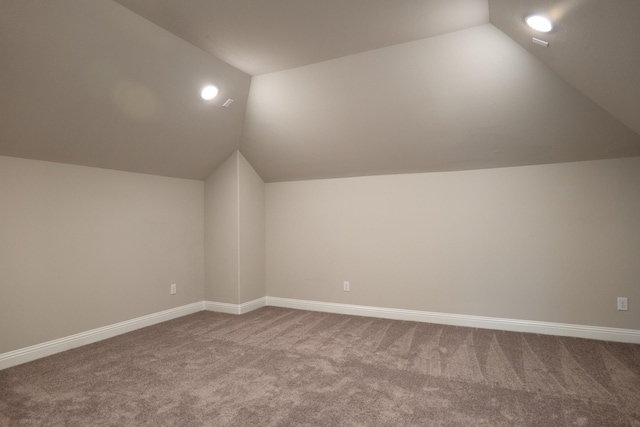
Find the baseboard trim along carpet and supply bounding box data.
[265,297,640,344]
[3,296,639,370]
[0,302,204,370]
[204,297,267,315]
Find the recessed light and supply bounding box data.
[526,15,553,32]
[200,85,219,100]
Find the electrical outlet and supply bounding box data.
[170,283,177,295]
[617,297,628,311]
[343,281,350,292]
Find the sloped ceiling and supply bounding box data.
[489,0,640,139]
[240,24,640,182]
[1,0,639,181]
[0,0,250,180]
[111,0,490,76]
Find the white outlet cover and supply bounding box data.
[617,297,628,311]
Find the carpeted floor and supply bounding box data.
[1,307,639,426]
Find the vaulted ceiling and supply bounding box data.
[1,0,639,181]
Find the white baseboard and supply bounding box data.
[3,297,638,371]
[265,297,640,344]
[239,297,268,313]
[0,302,204,370]
[204,297,266,315]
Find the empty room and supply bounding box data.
[1,0,639,425]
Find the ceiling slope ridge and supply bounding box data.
[110,0,250,79]
[488,0,640,139]
[239,24,640,183]
[0,0,251,180]
[486,25,640,143]
[112,0,491,76]
[251,22,494,78]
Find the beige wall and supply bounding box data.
[4,152,637,355]
[205,151,265,304]
[205,152,239,303]
[239,154,266,303]
[266,157,640,329]
[0,156,204,353]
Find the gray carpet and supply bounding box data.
[1,307,639,426]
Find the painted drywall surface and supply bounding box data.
[0,0,251,180]
[241,24,640,182]
[204,152,239,304]
[0,156,204,353]
[238,153,266,303]
[266,157,640,329]
[204,151,265,304]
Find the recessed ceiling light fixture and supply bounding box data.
[526,15,553,32]
[200,85,219,100]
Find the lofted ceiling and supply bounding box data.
[489,0,640,141]
[0,0,250,180]
[111,0,490,76]
[1,0,639,182]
